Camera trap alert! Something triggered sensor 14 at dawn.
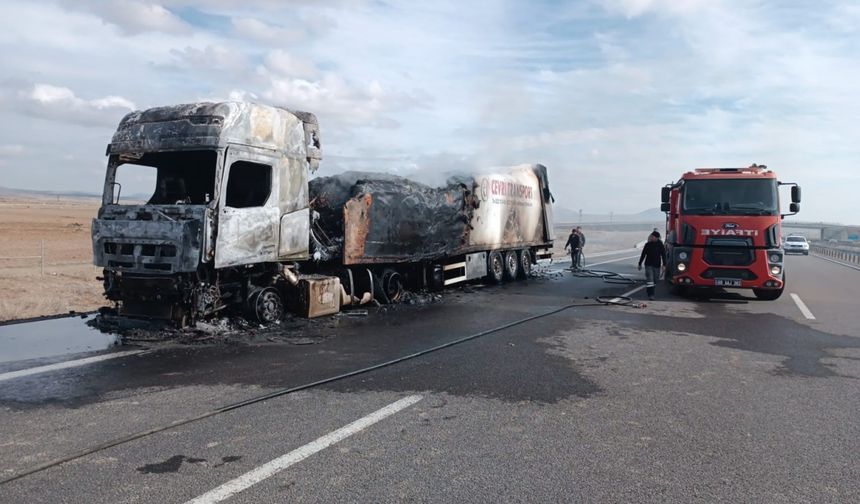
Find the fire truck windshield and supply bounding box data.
[682,179,778,216]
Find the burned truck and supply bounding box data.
[92,102,555,325]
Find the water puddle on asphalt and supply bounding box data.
[0,315,120,364]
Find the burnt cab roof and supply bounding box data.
[107,101,321,169]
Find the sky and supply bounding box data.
[0,0,858,223]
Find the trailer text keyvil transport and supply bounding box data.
[661,165,801,300]
[91,102,555,325]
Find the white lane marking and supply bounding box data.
[184,395,424,504]
[554,247,641,264]
[0,350,146,383]
[790,293,816,320]
[586,254,640,268]
[545,254,640,275]
[608,284,647,303]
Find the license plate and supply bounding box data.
[715,278,742,287]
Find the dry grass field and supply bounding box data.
[0,195,104,321]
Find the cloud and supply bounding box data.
[231,17,305,45]
[0,0,857,222]
[0,144,24,156]
[599,0,711,18]
[262,49,319,79]
[97,0,191,35]
[2,82,136,127]
[169,44,251,73]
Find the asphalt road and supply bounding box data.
[1,251,859,503]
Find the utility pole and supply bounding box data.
[578,209,582,223]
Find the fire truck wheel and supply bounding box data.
[518,250,532,279]
[487,251,504,283]
[670,283,687,296]
[248,287,285,324]
[753,287,783,300]
[503,250,519,281]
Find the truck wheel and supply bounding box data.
[381,269,403,303]
[670,283,687,296]
[487,251,504,283]
[753,287,783,300]
[503,250,519,281]
[248,287,285,324]
[518,250,532,279]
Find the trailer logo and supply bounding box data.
[480,178,489,201]
[490,179,533,200]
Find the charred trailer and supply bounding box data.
[92,101,554,326]
[308,164,555,301]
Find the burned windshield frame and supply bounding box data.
[107,150,218,205]
[681,179,778,216]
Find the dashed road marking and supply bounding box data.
[0,350,146,383]
[547,254,640,274]
[184,395,424,504]
[790,293,816,320]
[607,284,647,304]
[586,254,640,268]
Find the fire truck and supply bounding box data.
[660,165,801,300]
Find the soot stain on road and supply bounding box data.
[136,455,242,474]
[321,317,601,404]
[136,455,208,474]
[610,306,860,379]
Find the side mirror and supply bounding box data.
[790,202,799,213]
[660,202,671,212]
[661,186,671,204]
[791,186,801,203]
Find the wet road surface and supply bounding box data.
[1,252,859,503]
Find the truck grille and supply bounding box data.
[704,238,754,266]
[102,241,180,272]
[701,268,758,280]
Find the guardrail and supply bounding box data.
[811,245,860,266]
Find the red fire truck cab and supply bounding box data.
[661,164,801,300]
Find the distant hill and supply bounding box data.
[555,206,664,224]
[0,186,151,201]
[0,186,101,199]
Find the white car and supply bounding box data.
[784,235,810,255]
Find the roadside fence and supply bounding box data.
[0,241,92,277]
[811,244,860,266]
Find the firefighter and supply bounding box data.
[564,227,582,271]
[638,231,667,300]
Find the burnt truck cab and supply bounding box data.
[660,165,801,300]
[92,102,322,323]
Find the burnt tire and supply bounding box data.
[248,287,284,324]
[753,287,783,300]
[381,269,403,303]
[518,249,532,279]
[487,251,504,284]
[503,250,519,281]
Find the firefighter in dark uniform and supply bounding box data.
[638,231,667,300]
[564,228,583,271]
